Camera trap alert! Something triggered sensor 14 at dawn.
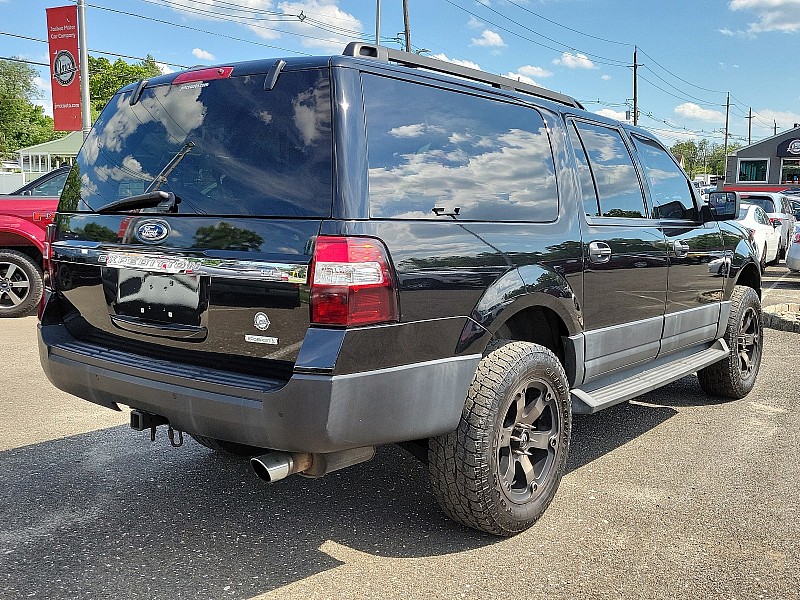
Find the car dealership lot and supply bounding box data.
[1,268,799,600]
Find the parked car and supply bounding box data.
[735,203,781,269]
[786,223,800,272]
[6,165,70,197]
[38,43,763,537]
[0,166,69,317]
[739,191,797,258]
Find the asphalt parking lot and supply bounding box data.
[1,265,799,600]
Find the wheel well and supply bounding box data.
[494,306,568,365]
[0,244,43,269]
[735,263,762,299]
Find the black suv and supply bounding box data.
[38,43,762,536]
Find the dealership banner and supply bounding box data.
[46,5,82,131]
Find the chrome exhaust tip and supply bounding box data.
[250,452,313,483]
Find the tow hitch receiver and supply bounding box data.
[130,409,168,442]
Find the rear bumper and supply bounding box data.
[38,323,480,453]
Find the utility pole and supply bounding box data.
[632,46,638,126]
[747,107,752,145]
[774,120,778,136]
[375,0,380,45]
[402,0,411,52]
[77,0,91,139]
[723,92,730,179]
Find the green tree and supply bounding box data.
[88,55,162,119]
[0,59,63,159]
[194,222,264,251]
[670,140,699,177]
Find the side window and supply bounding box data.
[572,121,646,218]
[362,74,559,221]
[31,171,69,197]
[567,122,600,217]
[630,134,697,220]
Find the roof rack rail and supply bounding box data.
[342,42,583,109]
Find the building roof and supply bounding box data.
[732,126,800,155]
[17,131,84,156]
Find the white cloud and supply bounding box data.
[749,108,800,135]
[517,65,553,78]
[276,1,363,51]
[552,52,596,69]
[388,124,446,138]
[601,74,612,81]
[595,108,628,122]
[430,53,481,71]
[470,30,506,47]
[156,62,175,75]
[729,0,800,33]
[192,48,215,61]
[162,0,363,53]
[467,15,483,29]
[503,72,538,86]
[674,102,726,123]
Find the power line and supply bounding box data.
[503,0,632,47]
[140,0,363,42]
[441,0,628,67]
[0,31,188,68]
[0,56,49,67]
[85,3,313,56]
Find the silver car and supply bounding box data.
[786,223,800,272]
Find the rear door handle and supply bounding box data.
[673,240,690,257]
[588,241,612,264]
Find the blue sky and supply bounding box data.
[2,0,799,148]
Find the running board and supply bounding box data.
[571,339,730,414]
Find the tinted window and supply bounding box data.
[742,196,776,213]
[631,134,696,220]
[572,121,646,218]
[363,74,558,221]
[568,122,600,217]
[63,69,332,216]
[30,171,69,197]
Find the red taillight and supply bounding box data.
[794,231,800,245]
[309,236,399,326]
[172,67,233,85]
[770,217,782,227]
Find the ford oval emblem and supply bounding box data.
[135,220,170,244]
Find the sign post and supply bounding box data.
[46,5,82,132]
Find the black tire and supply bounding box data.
[0,250,43,318]
[697,285,762,399]
[190,434,264,456]
[428,341,571,536]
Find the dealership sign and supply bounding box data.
[46,6,82,131]
[777,138,800,157]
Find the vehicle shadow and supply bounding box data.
[0,380,689,600]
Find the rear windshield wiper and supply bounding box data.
[96,190,178,213]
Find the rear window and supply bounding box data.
[362,74,558,221]
[61,69,332,217]
[742,196,776,213]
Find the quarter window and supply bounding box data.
[738,159,769,183]
[572,121,646,218]
[363,74,559,221]
[631,134,697,220]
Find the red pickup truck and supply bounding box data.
[0,166,69,317]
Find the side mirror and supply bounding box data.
[703,191,740,222]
